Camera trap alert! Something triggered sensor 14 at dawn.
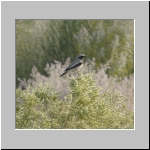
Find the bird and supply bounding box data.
[59,54,86,77]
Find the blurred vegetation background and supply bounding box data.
[16,20,134,87]
[16,20,134,129]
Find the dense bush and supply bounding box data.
[16,74,134,129]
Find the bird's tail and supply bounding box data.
[59,71,67,77]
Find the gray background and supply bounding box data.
[1,1,149,149]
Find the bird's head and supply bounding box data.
[78,54,86,60]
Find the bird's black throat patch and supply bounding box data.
[79,56,85,60]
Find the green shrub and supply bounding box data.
[16,74,134,129]
[64,74,134,129]
[16,83,57,129]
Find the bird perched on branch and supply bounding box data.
[59,54,86,77]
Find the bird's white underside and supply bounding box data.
[66,63,83,74]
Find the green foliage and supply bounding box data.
[16,74,134,129]
[16,20,48,86]
[16,83,56,129]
